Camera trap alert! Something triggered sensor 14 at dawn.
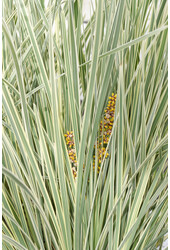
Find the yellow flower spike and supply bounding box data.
[65,92,116,179]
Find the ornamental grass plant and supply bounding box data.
[2,0,168,249]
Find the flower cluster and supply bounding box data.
[65,131,75,149]
[99,93,117,144]
[64,131,77,178]
[93,146,109,173]
[65,93,116,178]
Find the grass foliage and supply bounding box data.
[2,0,168,249]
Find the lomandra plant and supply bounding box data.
[2,0,168,249]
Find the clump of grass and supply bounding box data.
[2,0,168,249]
